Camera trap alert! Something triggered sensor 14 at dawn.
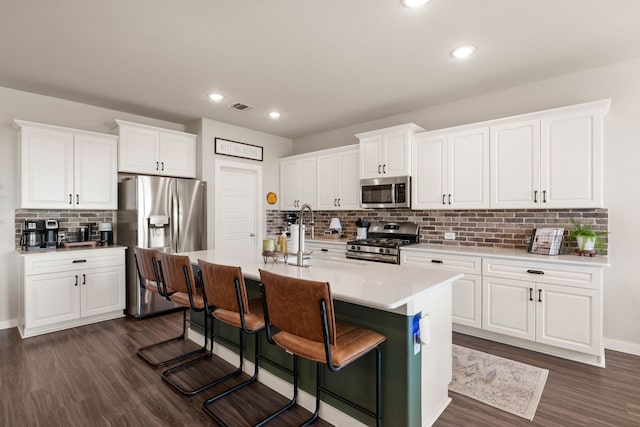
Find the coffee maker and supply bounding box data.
[98,222,113,246]
[21,220,45,251]
[44,219,59,249]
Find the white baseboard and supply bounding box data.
[189,329,367,427]
[604,337,640,357]
[0,318,18,330]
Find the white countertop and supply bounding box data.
[15,245,126,256]
[183,249,462,314]
[403,243,610,267]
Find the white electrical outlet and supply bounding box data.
[444,232,456,240]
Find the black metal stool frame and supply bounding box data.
[134,252,196,368]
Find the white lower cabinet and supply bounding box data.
[483,258,602,357]
[401,247,605,365]
[401,249,482,328]
[18,247,126,338]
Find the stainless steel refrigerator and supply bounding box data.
[117,174,206,318]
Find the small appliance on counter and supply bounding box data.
[355,218,370,240]
[20,220,45,251]
[79,223,93,242]
[98,222,114,246]
[44,219,59,249]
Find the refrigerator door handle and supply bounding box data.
[171,180,179,253]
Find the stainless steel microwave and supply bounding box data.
[360,176,410,208]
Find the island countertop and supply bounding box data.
[182,249,462,315]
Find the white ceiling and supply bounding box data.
[1,0,640,139]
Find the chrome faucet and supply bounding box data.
[296,203,314,266]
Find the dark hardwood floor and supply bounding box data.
[1,313,639,426]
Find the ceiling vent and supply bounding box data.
[228,102,254,112]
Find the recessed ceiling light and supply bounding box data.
[402,0,429,8]
[450,45,476,59]
[268,111,281,119]
[208,93,224,102]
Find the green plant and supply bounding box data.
[568,220,607,253]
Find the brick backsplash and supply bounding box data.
[266,208,608,254]
[15,209,116,248]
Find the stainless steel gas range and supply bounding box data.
[346,221,420,264]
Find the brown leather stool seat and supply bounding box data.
[156,252,213,395]
[259,269,386,426]
[133,247,193,367]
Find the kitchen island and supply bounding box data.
[183,249,462,427]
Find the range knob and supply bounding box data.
[350,245,356,250]
[385,248,391,254]
[379,248,384,253]
[356,246,361,251]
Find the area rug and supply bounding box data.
[449,344,549,421]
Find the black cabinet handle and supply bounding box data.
[448,194,452,205]
[529,287,533,301]
[431,259,443,264]
[526,269,544,275]
[378,165,381,174]
[534,190,538,203]
[442,194,446,205]
[69,194,72,204]
[74,275,78,286]
[543,190,547,203]
[161,162,164,171]
[321,248,328,252]
[156,161,159,171]
[337,198,341,206]
[333,198,337,206]
[538,289,542,302]
[82,274,86,285]
[76,194,79,204]
[383,164,386,173]
[72,259,87,263]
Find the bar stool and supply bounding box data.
[134,247,194,367]
[156,252,213,395]
[197,260,269,424]
[259,269,387,427]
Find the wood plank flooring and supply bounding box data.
[1,313,639,426]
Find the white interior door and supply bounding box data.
[214,160,262,251]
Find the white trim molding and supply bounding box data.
[0,318,18,330]
[604,337,640,357]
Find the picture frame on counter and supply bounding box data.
[215,137,263,161]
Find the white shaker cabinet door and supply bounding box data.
[159,132,196,178]
[541,108,603,208]
[411,132,448,209]
[482,277,535,341]
[447,127,490,209]
[535,283,601,355]
[452,274,482,328]
[298,156,317,208]
[336,149,360,210]
[382,130,410,177]
[490,119,541,208]
[280,158,300,210]
[25,271,81,328]
[118,124,160,175]
[359,135,383,178]
[20,126,74,208]
[81,266,125,317]
[74,134,117,209]
[316,153,339,210]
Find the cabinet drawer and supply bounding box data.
[24,249,124,276]
[401,250,481,275]
[305,241,346,255]
[483,258,600,289]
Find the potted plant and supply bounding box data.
[568,220,606,254]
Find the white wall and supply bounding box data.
[0,86,185,327]
[293,57,640,353]
[185,118,292,249]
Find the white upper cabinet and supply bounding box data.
[279,154,317,210]
[316,146,359,210]
[116,120,196,178]
[412,126,489,210]
[357,123,424,179]
[490,100,608,209]
[16,120,117,210]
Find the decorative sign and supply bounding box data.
[215,137,263,161]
